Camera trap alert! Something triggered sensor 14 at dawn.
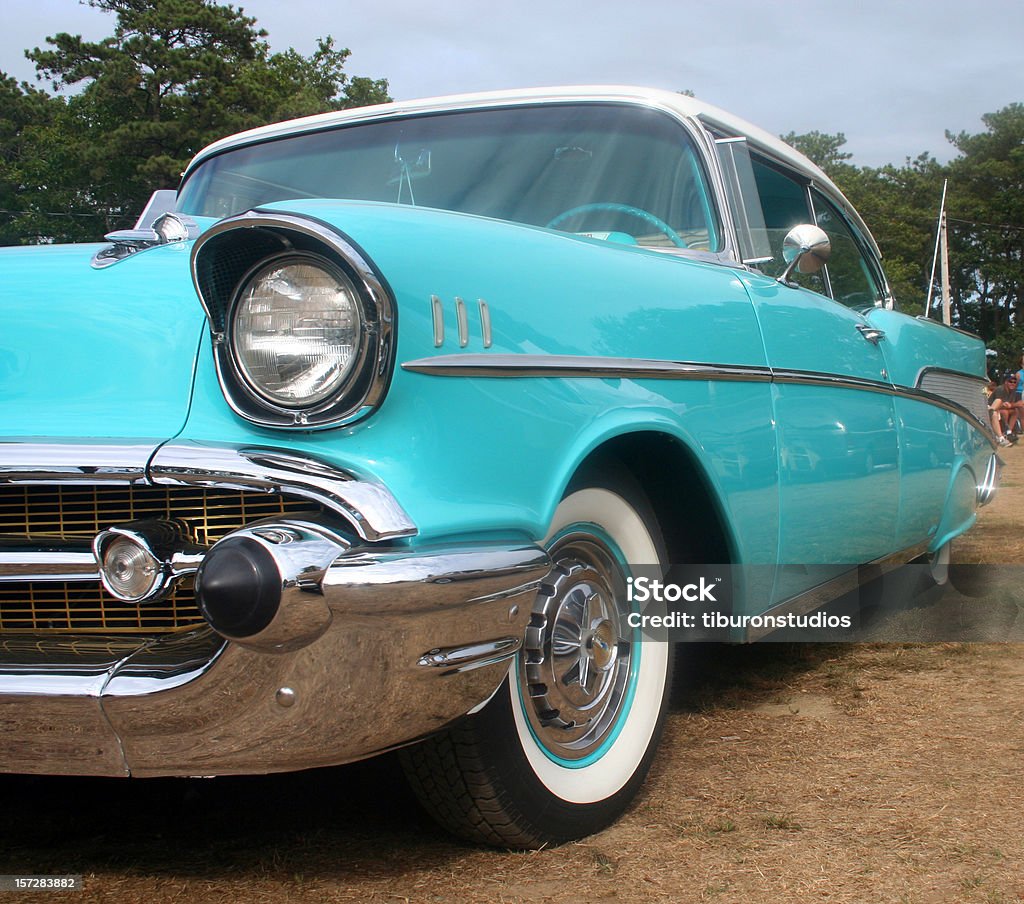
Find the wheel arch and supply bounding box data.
[564,430,736,568]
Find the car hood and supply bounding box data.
[0,240,206,442]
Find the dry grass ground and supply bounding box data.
[2,448,1023,903]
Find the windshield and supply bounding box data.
[178,103,720,252]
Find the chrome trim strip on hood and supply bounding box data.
[0,441,153,485]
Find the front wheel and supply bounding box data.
[400,475,673,848]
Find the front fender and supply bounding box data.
[175,201,774,557]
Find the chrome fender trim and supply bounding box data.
[977,452,1001,507]
[0,439,417,543]
[148,441,416,542]
[401,354,997,448]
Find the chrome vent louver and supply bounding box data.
[917,369,990,431]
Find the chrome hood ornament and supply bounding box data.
[91,190,199,269]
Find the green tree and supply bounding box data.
[944,104,1024,341]
[781,130,942,315]
[0,74,83,244]
[840,155,947,316]
[4,0,389,244]
[780,130,853,174]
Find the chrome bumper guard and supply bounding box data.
[1,532,547,777]
[0,441,548,777]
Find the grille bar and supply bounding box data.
[0,578,204,633]
[0,538,98,581]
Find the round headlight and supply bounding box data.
[231,255,363,408]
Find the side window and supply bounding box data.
[749,158,825,294]
[810,190,885,309]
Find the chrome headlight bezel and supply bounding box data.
[190,212,395,430]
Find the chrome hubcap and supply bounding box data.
[522,534,632,760]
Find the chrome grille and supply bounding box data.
[0,578,203,633]
[0,486,324,634]
[918,370,989,428]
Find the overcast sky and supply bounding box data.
[4,0,1022,167]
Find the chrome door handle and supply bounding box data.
[856,324,885,344]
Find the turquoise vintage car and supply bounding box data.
[0,87,997,847]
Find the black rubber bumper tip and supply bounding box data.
[197,537,281,638]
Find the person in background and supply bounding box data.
[1015,353,1024,412]
[989,371,1023,446]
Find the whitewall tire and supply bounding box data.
[400,471,673,848]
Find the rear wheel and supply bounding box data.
[400,474,673,848]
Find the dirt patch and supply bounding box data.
[751,693,841,719]
[2,449,1023,903]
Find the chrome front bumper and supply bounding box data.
[0,441,548,776]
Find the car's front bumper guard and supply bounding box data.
[0,441,549,777]
[0,531,547,777]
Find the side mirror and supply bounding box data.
[778,224,831,285]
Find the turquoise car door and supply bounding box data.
[736,162,899,605]
[744,274,899,603]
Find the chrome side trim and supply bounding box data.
[403,355,894,394]
[401,354,995,446]
[771,368,895,396]
[773,368,995,444]
[905,387,996,446]
[402,354,773,382]
[149,441,417,542]
[746,541,930,642]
